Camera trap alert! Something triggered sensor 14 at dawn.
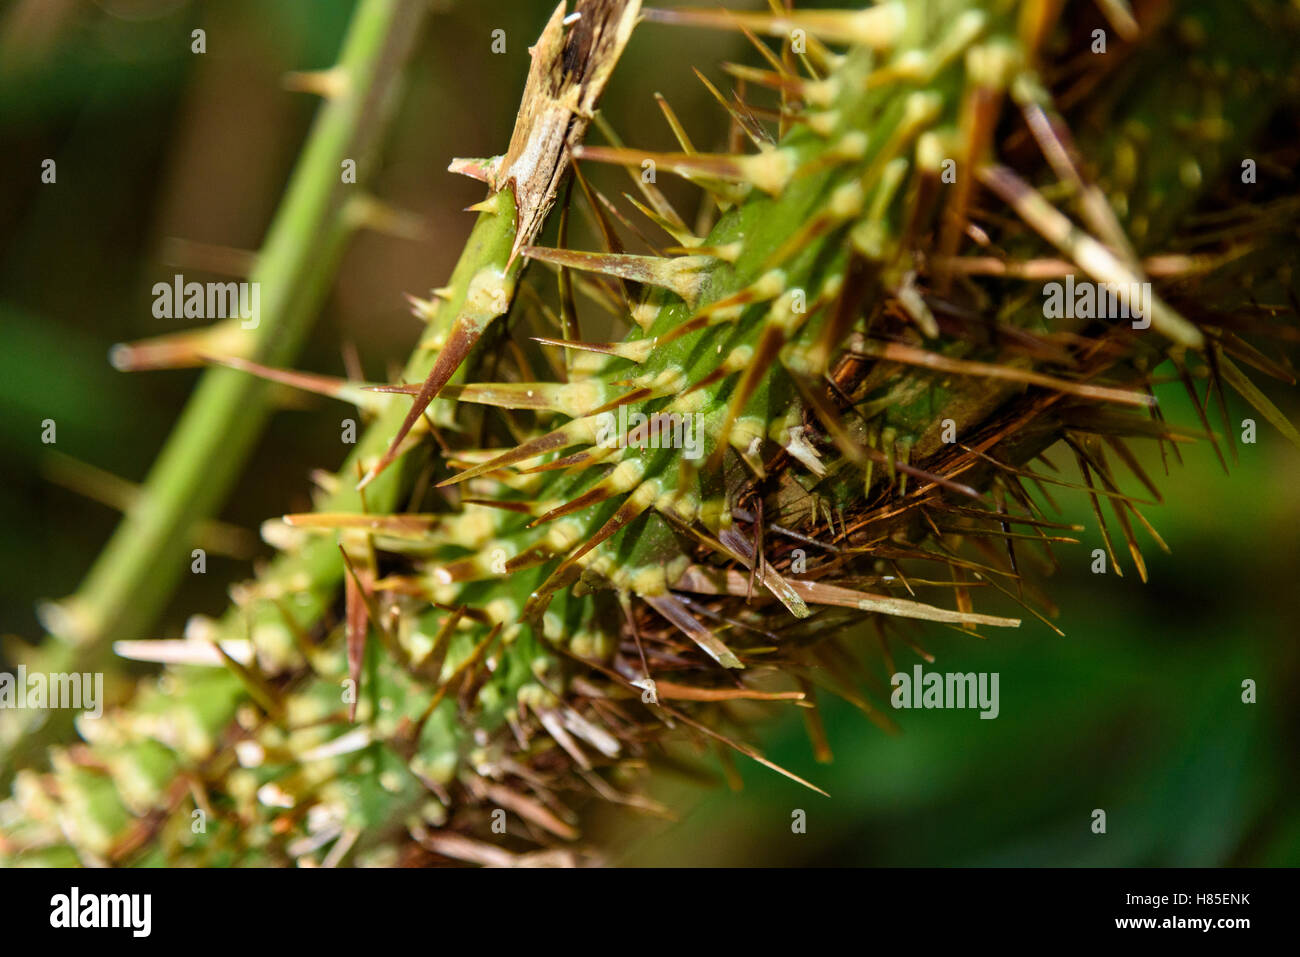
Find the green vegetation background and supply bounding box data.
[1,0,1296,865]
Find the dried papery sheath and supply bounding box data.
[359,0,643,489]
[493,0,642,264]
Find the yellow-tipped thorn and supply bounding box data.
[282,66,350,99]
[524,246,712,306]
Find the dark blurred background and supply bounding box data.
[1,0,1297,865]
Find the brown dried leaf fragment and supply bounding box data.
[493,0,643,265]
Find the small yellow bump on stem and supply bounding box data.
[903,89,944,130]
[805,110,841,137]
[737,148,799,196]
[831,130,869,162]
[731,415,767,452]
[749,268,790,302]
[666,387,708,415]
[719,343,756,377]
[964,38,1022,92]
[696,497,731,532]
[464,264,512,316]
[829,178,867,219]
[543,519,586,555]
[607,458,648,493]
[874,49,928,87]
[570,630,616,662]
[805,77,842,108]
[539,380,611,417]
[484,599,518,627]
[629,299,663,330]
[640,366,687,395]
[915,128,955,174]
[666,240,744,262]
[442,507,500,550]
[615,562,674,597]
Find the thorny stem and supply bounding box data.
[0,0,430,777]
[876,0,1295,462]
[205,193,522,672]
[6,1,1297,865]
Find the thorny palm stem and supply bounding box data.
[5,0,1299,867]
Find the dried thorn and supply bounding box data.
[282,66,350,99]
[1094,0,1140,41]
[199,354,387,411]
[1219,354,1300,451]
[642,4,906,50]
[158,237,255,277]
[592,112,692,236]
[853,339,1154,407]
[977,164,1203,348]
[113,638,250,667]
[693,66,773,150]
[339,546,372,721]
[523,246,711,306]
[448,155,501,183]
[108,323,249,373]
[531,335,655,363]
[283,512,438,537]
[212,627,284,721]
[359,306,502,490]
[654,92,698,154]
[436,418,592,487]
[643,593,744,669]
[572,144,794,198]
[42,452,256,558]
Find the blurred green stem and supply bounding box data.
[2,0,428,773]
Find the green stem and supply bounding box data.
[1,197,520,863]
[1,0,429,775]
[211,191,522,660]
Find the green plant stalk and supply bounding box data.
[197,193,522,672]
[1,195,520,865]
[0,0,429,776]
[6,0,1298,866]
